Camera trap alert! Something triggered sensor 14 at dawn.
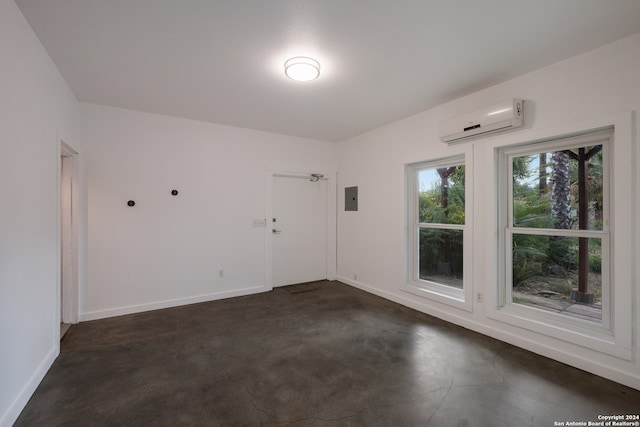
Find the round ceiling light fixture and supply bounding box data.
[284,56,320,81]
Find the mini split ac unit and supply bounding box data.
[439,98,524,143]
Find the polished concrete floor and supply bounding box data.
[16,281,639,426]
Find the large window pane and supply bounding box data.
[418,165,465,225]
[419,228,463,288]
[512,145,603,231]
[409,157,466,302]
[511,234,602,322]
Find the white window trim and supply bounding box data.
[404,155,473,312]
[488,113,633,361]
[503,131,612,328]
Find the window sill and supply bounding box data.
[487,303,631,361]
[403,280,472,312]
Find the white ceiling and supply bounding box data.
[16,0,640,142]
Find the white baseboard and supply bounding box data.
[337,275,640,391]
[79,285,270,322]
[1,346,57,427]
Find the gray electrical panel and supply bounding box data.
[345,186,358,211]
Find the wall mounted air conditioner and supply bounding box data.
[439,98,524,143]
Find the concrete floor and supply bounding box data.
[15,281,639,426]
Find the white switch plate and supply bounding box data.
[253,219,267,227]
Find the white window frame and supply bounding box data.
[501,130,611,325]
[489,115,633,361]
[405,155,472,311]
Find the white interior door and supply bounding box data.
[273,175,328,287]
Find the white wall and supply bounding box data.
[0,0,82,425]
[337,33,640,390]
[80,104,337,320]
[2,2,637,422]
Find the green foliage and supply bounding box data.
[548,236,577,269]
[513,198,553,228]
[510,146,605,281]
[418,165,465,225]
[418,228,463,279]
[513,262,539,285]
[512,155,533,180]
[511,201,551,285]
[512,234,547,286]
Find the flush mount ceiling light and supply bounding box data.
[284,56,320,81]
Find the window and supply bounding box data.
[407,156,469,307]
[499,129,611,328]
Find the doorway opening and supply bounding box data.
[60,141,79,338]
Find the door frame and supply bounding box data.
[58,135,79,335]
[265,167,337,290]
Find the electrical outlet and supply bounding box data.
[476,292,483,303]
[218,270,224,278]
[253,219,267,227]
